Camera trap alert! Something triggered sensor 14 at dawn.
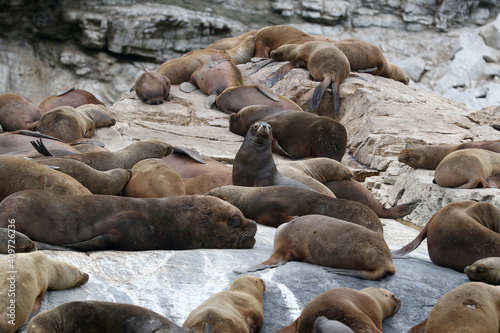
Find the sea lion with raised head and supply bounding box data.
[39,87,105,114]
[0,93,42,131]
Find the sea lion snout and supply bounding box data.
[253,121,271,138]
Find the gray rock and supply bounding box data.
[485,62,500,76]
[397,56,426,82]
[478,13,500,50]
[442,87,489,110]
[486,84,500,105]
[454,31,500,62]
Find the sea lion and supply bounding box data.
[433,148,500,188]
[207,185,383,233]
[0,93,42,131]
[243,215,395,280]
[74,103,115,128]
[398,140,500,170]
[276,287,401,333]
[232,122,315,191]
[324,179,421,219]
[0,130,81,156]
[0,155,92,201]
[123,158,186,198]
[36,105,96,142]
[135,66,172,105]
[407,282,500,333]
[393,200,500,272]
[0,252,89,333]
[182,275,265,333]
[268,41,351,118]
[206,30,259,50]
[253,25,315,59]
[215,84,302,114]
[27,301,189,333]
[180,53,244,109]
[0,228,37,254]
[465,257,500,285]
[230,105,347,161]
[157,35,255,84]
[38,87,105,114]
[0,190,257,251]
[313,317,354,333]
[35,158,132,195]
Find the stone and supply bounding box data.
[454,31,500,62]
[477,13,500,50]
[397,56,426,82]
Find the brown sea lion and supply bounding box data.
[180,53,244,109]
[157,35,255,84]
[75,103,115,128]
[243,215,395,280]
[207,185,383,233]
[0,228,37,254]
[0,155,92,201]
[182,275,265,333]
[268,41,351,118]
[36,105,96,142]
[123,158,186,198]
[276,287,401,333]
[206,30,259,50]
[313,316,354,333]
[215,84,302,114]
[407,282,500,333]
[324,179,421,219]
[27,301,189,333]
[253,25,315,59]
[465,257,500,285]
[0,252,89,333]
[39,87,105,114]
[393,201,500,272]
[0,190,257,251]
[135,66,172,105]
[433,148,500,188]
[399,140,500,170]
[0,93,42,131]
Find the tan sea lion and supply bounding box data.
[27,301,189,333]
[465,257,500,285]
[393,200,500,272]
[0,130,80,156]
[75,103,115,128]
[135,66,171,105]
[433,148,500,188]
[0,93,42,131]
[207,185,383,233]
[242,215,395,280]
[36,105,96,142]
[206,30,259,50]
[276,287,401,333]
[123,158,186,198]
[253,25,315,59]
[268,41,351,118]
[0,190,257,251]
[407,282,500,333]
[182,275,265,333]
[0,252,89,333]
[38,87,105,114]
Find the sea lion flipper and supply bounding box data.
[356,66,377,73]
[250,58,276,74]
[30,139,54,157]
[35,242,80,252]
[385,199,421,219]
[15,130,67,142]
[208,53,229,68]
[172,146,206,164]
[323,267,387,280]
[309,78,330,113]
[179,82,198,93]
[349,73,368,82]
[266,62,294,87]
[272,139,297,159]
[256,84,280,102]
[205,94,218,110]
[55,87,75,96]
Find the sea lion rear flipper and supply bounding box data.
[385,199,421,219]
[35,242,81,252]
[55,87,75,96]
[256,84,280,102]
[250,58,276,74]
[349,73,368,81]
[272,139,297,159]
[172,146,206,164]
[179,82,199,93]
[391,222,429,256]
[205,94,218,110]
[309,78,330,113]
[30,139,54,157]
[266,62,295,88]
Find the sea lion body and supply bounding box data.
[253,25,315,58]
[182,275,265,333]
[135,71,171,105]
[0,93,42,131]
[36,105,96,142]
[0,190,257,251]
[39,88,105,114]
[465,257,500,285]
[0,130,81,156]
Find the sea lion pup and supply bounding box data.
[0,190,257,251]
[206,185,383,233]
[135,63,172,105]
[38,87,105,114]
[465,257,500,285]
[27,301,189,333]
[206,30,259,50]
[232,121,315,191]
[157,35,255,84]
[123,158,186,198]
[0,93,42,131]
[253,25,315,59]
[180,53,244,109]
[215,84,302,114]
[0,228,37,253]
[399,140,500,170]
[182,275,265,333]
[242,215,395,280]
[276,287,401,333]
[35,158,132,195]
[313,317,354,333]
[407,282,500,333]
[0,252,89,333]
[324,179,421,219]
[393,201,500,272]
[268,41,351,118]
[433,148,500,188]
[0,155,92,201]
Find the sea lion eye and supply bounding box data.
[230,215,241,227]
[477,265,486,273]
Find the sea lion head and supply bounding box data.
[465,257,500,285]
[362,287,402,317]
[270,43,299,62]
[247,121,272,147]
[398,148,420,167]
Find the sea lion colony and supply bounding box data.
[0,23,499,332]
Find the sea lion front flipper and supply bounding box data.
[266,62,296,87]
[250,58,276,74]
[30,139,54,157]
[322,267,388,280]
[179,82,199,93]
[55,87,75,96]
[356,66,377,73]
[309,77,330,113]
[349,73,368,82]
[256,84,280,102]
[272,139,297,159]
[35,242,80,252]
[172,146,206,164]
[205,94,218,110]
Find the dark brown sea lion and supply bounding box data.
[393,201,500,272]
[207,185,383,233]
[0,190,257,251]
[253,25,315,58]
[268,41,351,118]
[0,228,37,254]
[407,282,500,333]
[38,87,105,114]
[215,84,302,114]
[276,287,401,333]
[0,252,89,333]
[0,93,42,131]
[324,179,421,219]
[206,30,259,50]
[27,301,189,333]
[182,275,265,333]
[465,257,500,285]
[433,149,500,188]
[135,66,171,105]
[243,214,395,280]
